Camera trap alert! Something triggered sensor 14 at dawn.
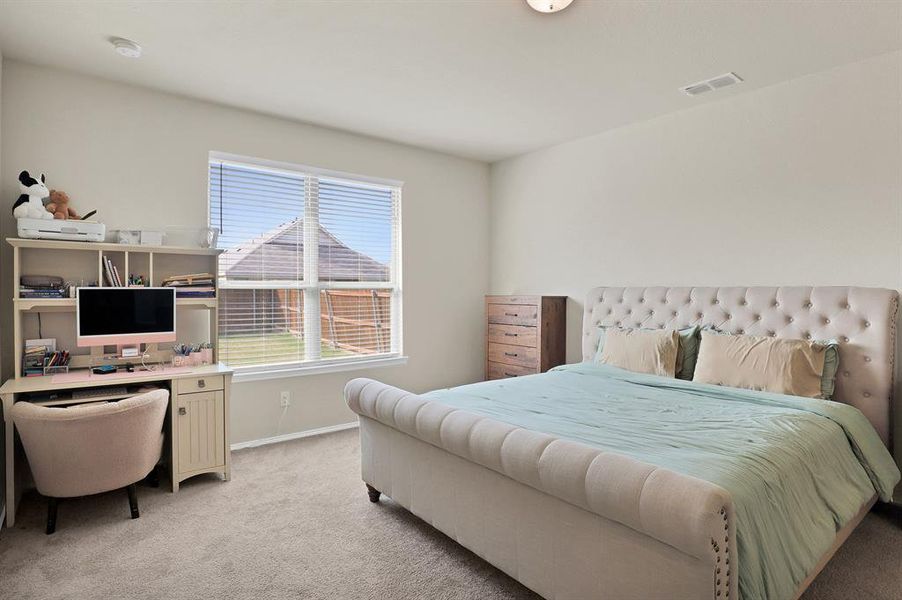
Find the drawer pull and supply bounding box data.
[178,407,187,416]
[504,372,517,377]
[197,379,206,388]
[504,352,518,357]
[504,312,518,317]
[504,333,517,337]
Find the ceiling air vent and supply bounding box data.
[681,72,743,97]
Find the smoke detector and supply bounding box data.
[110,37,142,59]
[681,72,743,97]
[526,0,574,13]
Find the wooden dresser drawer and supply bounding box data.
[488,342,538,368]
[487,303,538,326]
[487,362,536,380]
[176,375,225,395]
[487,323,538,348]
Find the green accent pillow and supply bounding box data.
[595,325,701,380]
[820,340,840,400]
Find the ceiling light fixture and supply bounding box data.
[526,0,574,14]
[110,37,142,59]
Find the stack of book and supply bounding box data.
[162,273,216,298]
[20,285,68,299]
[20,276,68,299]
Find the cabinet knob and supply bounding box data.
[178,407,187,416]
[197,379,206,388]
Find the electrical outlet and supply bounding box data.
[280,391,291,408]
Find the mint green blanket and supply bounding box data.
[424,363,900,600]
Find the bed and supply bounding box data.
[344,286,901,600]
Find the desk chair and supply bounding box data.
[12,389,168,534]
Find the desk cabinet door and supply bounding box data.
[177,391,225,474]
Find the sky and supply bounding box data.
[209,163,393,266]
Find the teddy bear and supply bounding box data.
[12,170,53,220]
[45,190,81,220]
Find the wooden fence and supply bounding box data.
[219,288,390,355]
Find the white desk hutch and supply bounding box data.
[1,238,232,528]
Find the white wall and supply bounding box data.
[490,51,902,360]
[0,60,491,443]
[489,51,902,467]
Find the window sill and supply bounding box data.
[232,355,408,383]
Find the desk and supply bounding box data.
[1,363,233,527]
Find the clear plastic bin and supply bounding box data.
[164,226,219,248]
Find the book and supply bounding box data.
[20,289,68,298]
[104,257,116,286]
[163,280,214,287]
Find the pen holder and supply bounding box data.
[43,365,69,376]
[171,355,190,368]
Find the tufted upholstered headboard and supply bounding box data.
[582,287,899,446]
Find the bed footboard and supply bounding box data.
[346,378,738,600]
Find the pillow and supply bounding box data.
[703,329,840,399]
[595,325,700,379]
[598,328,680,377]
[675,325,702,381]
[820,340,840,400]
[692,331,828,398]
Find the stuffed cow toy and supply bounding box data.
[12,170,53,220]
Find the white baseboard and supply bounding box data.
[230,421,358,451]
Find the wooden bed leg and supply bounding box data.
[366,484,381,503]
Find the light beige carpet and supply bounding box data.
[0,428,899,600]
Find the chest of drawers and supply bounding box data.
[485,295,566,380]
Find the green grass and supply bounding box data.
[219,332,352,367]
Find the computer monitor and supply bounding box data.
[76,287,177,348]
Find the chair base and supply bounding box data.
[44,483,141,535]
[46,497,58,534]
[127,483,140,519]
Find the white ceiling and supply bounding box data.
[1,1,900,162]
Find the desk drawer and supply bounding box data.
[487,342,538,368]
[487,323,537,348]
[176,375,224,395]
[487,362,537,380]
[487,303,538,326]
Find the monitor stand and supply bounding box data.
[89,343,161,363]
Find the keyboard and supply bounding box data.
[71,386,129,400]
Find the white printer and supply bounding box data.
[17,217,106,243]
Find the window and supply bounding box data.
[209,153,401,373]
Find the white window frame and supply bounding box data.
[209,151,404,380]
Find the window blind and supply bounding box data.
[210,163,305,284]
[209,157,401,370]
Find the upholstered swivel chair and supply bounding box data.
[12,389,168,534]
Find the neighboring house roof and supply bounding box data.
[220,218,389,281]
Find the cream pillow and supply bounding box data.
[598,328,680,377]
[692,331,827,398]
